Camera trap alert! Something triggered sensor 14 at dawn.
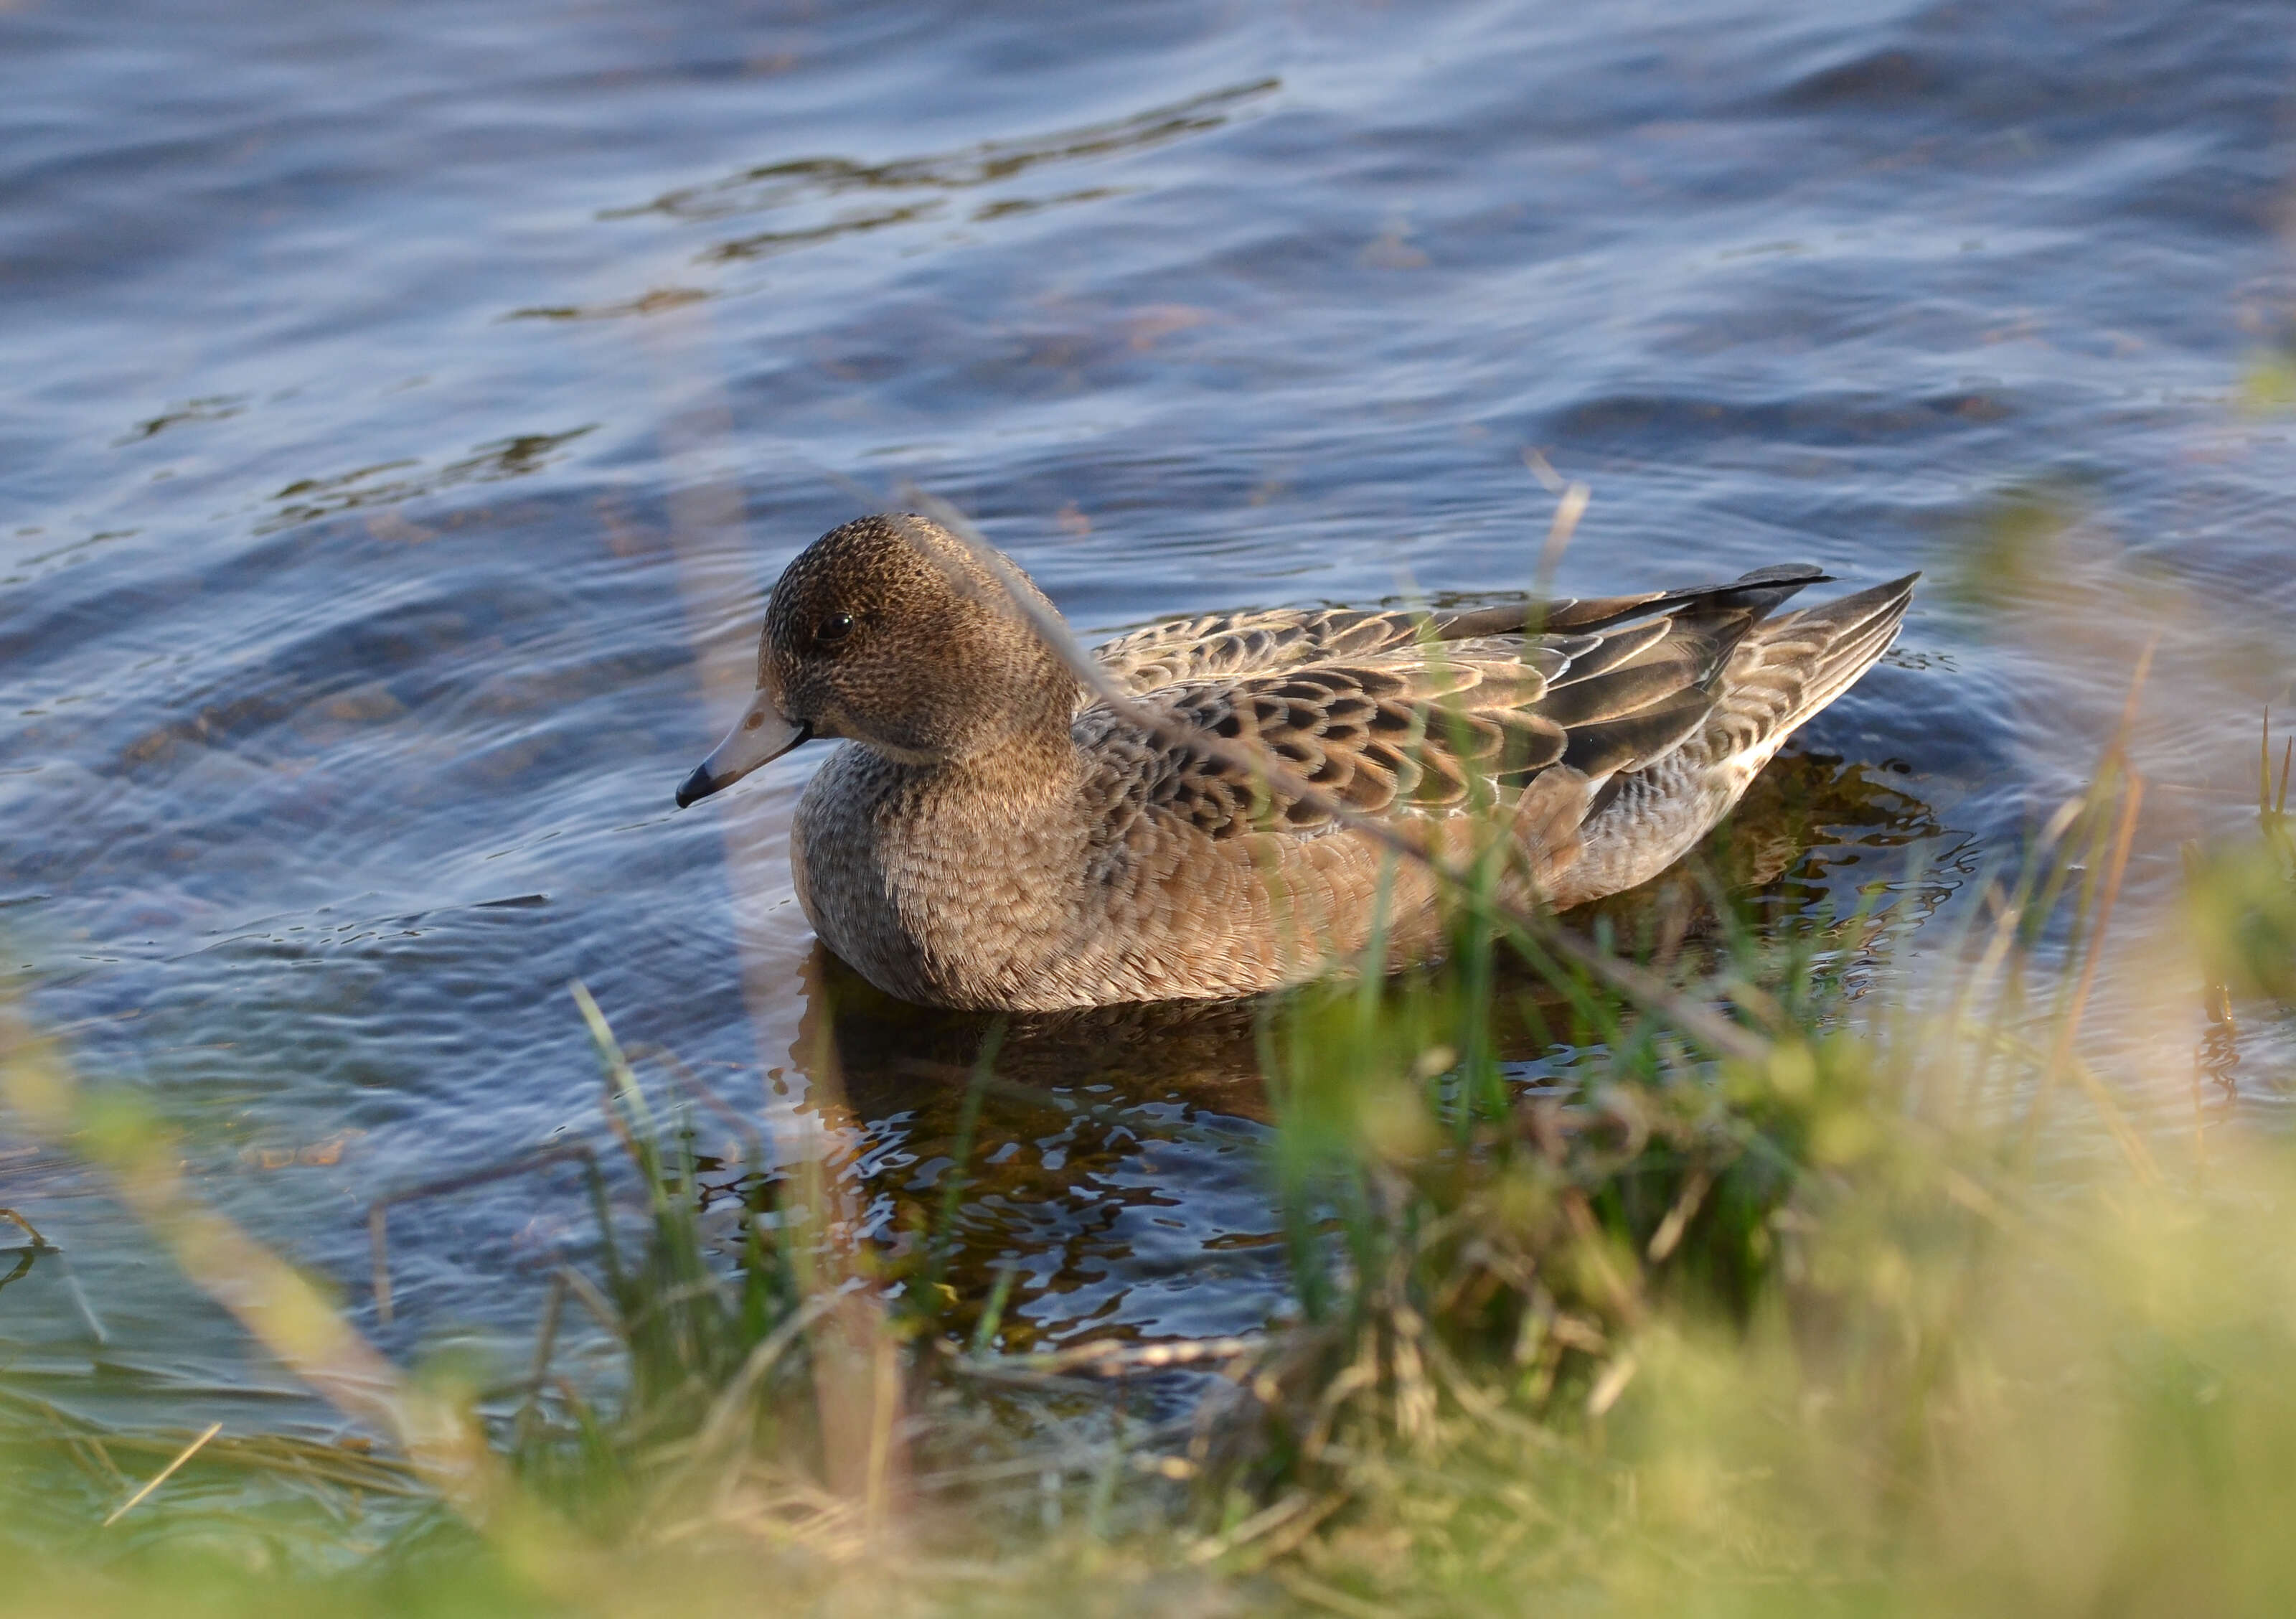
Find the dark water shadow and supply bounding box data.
[608,78,1280,229]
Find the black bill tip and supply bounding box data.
[674,763,720,810]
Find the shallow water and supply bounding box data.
[5,0,2295,1441]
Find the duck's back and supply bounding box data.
[1062,567,1916,994]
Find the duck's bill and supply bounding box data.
[675,698,812,808]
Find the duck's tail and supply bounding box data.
[1704,571,1919,771]
[1434,561,1833,642]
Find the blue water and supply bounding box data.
[4,0,2294,1439]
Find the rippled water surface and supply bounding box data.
[6,0,2295,1435]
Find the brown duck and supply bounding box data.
[676,514,1915,1011]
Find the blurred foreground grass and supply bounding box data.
[8,738,2296,1618]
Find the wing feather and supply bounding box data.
[1076,565,1857,855]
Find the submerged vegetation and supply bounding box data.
[9,685,2296,1618]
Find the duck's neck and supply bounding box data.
[905,723,1083,810]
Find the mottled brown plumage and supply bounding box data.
[677,514,1916,1010]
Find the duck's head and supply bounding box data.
[675,513,1078,808]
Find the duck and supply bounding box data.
[675,513,1915,1012]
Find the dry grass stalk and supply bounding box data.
[100,1420,222,1529]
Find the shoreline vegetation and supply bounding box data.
[9,527,2296,1617]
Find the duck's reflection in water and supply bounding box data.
[773,752,1943,1351]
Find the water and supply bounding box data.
[5,0,2295,1440]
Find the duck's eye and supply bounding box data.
[815,612,855,647]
